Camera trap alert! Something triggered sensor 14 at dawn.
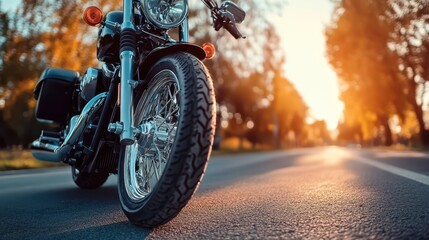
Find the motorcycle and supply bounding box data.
[30,0,245,227]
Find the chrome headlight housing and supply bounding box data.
[143,0,188,29]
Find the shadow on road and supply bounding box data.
[1,150,321,239]
[47,221,152,240]
[36,185,118,201]
[1,184,153,239]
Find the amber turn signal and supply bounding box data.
[202,42,216,60]
[83,6,103,26]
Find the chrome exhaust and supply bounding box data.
[31,93,107,162]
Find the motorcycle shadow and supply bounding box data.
[47,221,152,240]
[31,184,154,238]
[39,184,119,202]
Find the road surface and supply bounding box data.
[1,147,429,239]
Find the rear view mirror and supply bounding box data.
[220,1,246,24]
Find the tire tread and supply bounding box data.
[119,53,216,227]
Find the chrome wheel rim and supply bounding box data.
[124,70,180,202]
[72,167,80,180]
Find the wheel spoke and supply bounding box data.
[152,158,160,181]
[124,70,180,202]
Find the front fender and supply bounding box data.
[138,43,206,80]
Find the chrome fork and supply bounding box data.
[109,0,137,145]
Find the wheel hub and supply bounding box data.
[123,70,180,202]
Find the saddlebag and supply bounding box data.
[34,68,79,123]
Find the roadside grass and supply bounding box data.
[211,137,274,156]
[0,137,275,171]
[211,148,271,156]
[0,140,258,172]
[0,150,63,171]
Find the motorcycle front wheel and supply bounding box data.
[118,52,216,227]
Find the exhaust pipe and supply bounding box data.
[31,93,107,162]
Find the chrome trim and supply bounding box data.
[124,69,180,201]
[108,122,124,135]
[31,93,107,162]
[31,141,59,152]
[122,0,135,31]
[136,26,170,42]
[143,0,189,30]
[80,68,99,101]
[102,63,115,79]
[63,93,107,146]
[118,0,136,145]
[69,115,78,133]
[179,18,189,42]
[119,51,135,145]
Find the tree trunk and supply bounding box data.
[407,80,429,145]
[411,100,429,145]
[273,113,280,149]
[380,116,393,146]
[239,136,244,150]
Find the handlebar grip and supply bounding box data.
[224,22,242,39]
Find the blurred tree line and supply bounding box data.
[0,0,327,150]
[326,0,429,147]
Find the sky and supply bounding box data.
[1,0,343,130]
[0,1,15,11]
[272,0,343,130]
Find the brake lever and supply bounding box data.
[201,0,219,12]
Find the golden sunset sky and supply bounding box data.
[272,0,343,130]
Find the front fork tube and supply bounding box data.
[117,0,136,145]
[179,18,189,42]
[119,51,135,145]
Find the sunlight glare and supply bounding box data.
[270,0,343,131]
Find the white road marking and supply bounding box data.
[355,156,429,186]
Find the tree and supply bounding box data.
[188,0,309,148]
[0,0,120,148]
[326,0,408,146]
[0,1,47,148]
[272,71,308,148]
[0,0,309,149]
[389,0,429,145]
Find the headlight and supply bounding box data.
[143,0,188,29]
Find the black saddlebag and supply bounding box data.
[34,68,79,123]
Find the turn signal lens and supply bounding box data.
[202,42,216,60]
[83,6,103,26]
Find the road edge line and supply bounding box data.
[355,156,429,186]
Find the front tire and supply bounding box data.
[118,53,216,227]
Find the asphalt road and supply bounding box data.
[1,147,429,239]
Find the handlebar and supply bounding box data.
[223,19,245,39]
[201,0,246,39]
[201,0,218,10]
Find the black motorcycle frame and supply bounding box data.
[78,0,244,173]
